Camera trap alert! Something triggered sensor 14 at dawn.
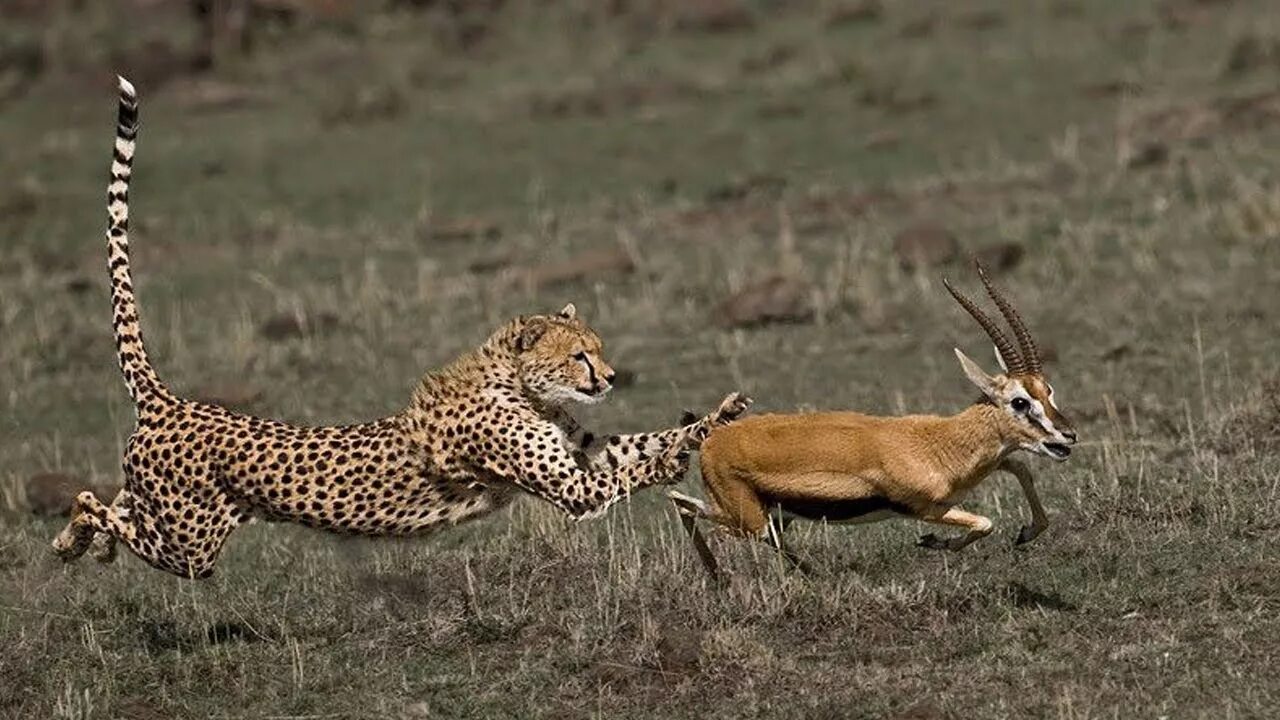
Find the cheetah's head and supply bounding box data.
[514,303,616,406]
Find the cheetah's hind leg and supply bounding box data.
[88,488,134,563]
[52,491,134,563]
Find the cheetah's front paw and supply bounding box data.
[709,392,753,427]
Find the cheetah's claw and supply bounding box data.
[711,392,753,426]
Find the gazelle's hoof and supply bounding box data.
[1014,524,1043,546]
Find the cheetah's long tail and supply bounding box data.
[106,76,171,413]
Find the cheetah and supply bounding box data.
[51,77,752,580]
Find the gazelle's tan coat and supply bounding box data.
[671,263,1077,578]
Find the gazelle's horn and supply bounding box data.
[975,260,1041,373]
[943,276,1024,374]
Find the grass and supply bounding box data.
[3,0,1280,717]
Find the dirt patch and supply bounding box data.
[1222,34,1280,76]
[714,274,814,328]
[972,241,1025,273]
[705,173,787,204]
[24,473,92,517]
[1130,90,1280,146]
[170,78,270,113]
[529,78,710,119]
[739,44,798,75]
[422,215,502,243]
[893,221,959,270]
[510,245,636,290]
[956,9,1005,30]
[825,0,882,28]
[1214,376,1280,455]
[1080,79,1143,98]
[259,311,340,341]
[671,0,754,34]
[320,83,407,126]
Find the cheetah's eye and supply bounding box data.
[572,351,588,362]
[1011,397,1030,413]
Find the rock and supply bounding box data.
[972,242,1025,273]
[714,275,814,328]
[893,222,959,270]
[25,473,84,517]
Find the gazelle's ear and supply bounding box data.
[558,302,577,320]
[992,344,1009,374]
[955,348,998,399]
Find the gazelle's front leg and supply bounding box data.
[1000,459,1049,545]
[916,505,994,551]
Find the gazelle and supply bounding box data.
[670,261,1077,579]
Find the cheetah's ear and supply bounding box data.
[558,302,577,320]
[516,318,549,352]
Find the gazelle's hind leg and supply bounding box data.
[88,488,135,563]
[668,491,724,583]
[52,491,137,562]
[914,505,994,552]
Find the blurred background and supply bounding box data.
[2,1,1279,718]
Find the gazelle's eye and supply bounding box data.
[1011,397,1030,412]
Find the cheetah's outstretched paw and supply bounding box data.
[710,392,753,426]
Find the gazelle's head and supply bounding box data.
[945,262,1077,462]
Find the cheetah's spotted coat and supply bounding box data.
[51,77,751,579]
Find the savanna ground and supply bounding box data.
[2,0,1279,717]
